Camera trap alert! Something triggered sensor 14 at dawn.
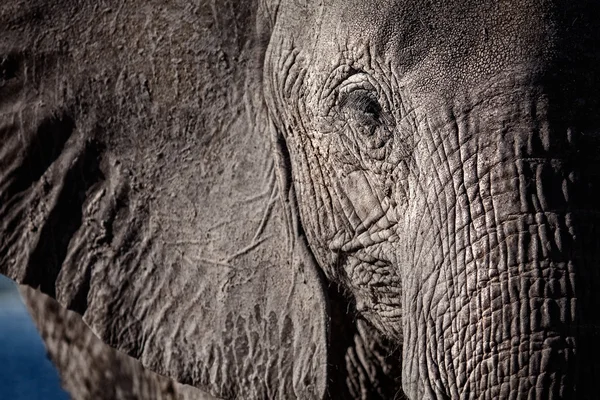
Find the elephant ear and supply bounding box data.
[0,1,328,398]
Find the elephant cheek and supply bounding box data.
[325,170,405,334]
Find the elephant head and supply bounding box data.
[2,0,600,399]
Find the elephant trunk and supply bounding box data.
[403,82,600,399]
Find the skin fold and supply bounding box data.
[1,0,600,399]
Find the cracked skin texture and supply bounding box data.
[1,0,600,399]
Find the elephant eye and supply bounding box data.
[338,89,383,125]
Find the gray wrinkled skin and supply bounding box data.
[1,0,600,399]
[20,287,218,400]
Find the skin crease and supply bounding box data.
[1,0,600,399]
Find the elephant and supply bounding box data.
[2,0,600,398]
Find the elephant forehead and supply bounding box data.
[275,0,558,95]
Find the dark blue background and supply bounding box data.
[0,274,69,399]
